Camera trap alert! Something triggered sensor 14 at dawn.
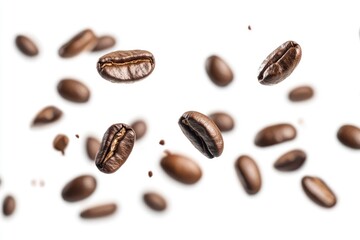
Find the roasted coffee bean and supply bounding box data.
[32,106,62,126]
[254,123,296,147]
[148,171,153,178]
[92,35,116,52]
[274,149,306,171]
[57,78,90,103]
[205,55,234,87]
[337,124,360,149]
[97,50,155,83]
[61,175,97,202]
[209,111,235,132]
[248,25,252,30]
[75,134,80,138]
[80,203,117,219]
[160,151,202,184]
[15,35,39,57]
[179,111,224,158]
[288,85,314,102]
[53,134,69,155]
[257,41,302,85]
[159,139,165,145]
[143,192,167,211]
[235,155,261,195]
[302,176,337,208]
[3,195,16,216]
[58,29,97,58]
[95,123,136,174]
[86,136,100,161]
[130,119,147,141]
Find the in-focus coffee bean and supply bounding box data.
[179,111,224,158]
[143,192,167,211]
[288,85,314,102]
[91,35,116,52]
[254,123,296,147]
[209,111,235,132]
[58,29,97,58]
[337,124,360,149]
[205,55,234,87]
[80,203,117,219]
[57,78,90,103]
[61,175,97,202]
[95,123,136,174]
[86,136,100,161]
[97,50,155,83]
[53,134,69,155]
[257,41,302,85]
[2,195,16,216]
[301,176,337,208]
[15,35,39,57]
[274,149,306,171]
[160,151,202,184]
[130,119,147,141]
[32,106,63,126]
[235,155,261,195]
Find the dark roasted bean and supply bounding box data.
[91,35,116,52]
[53,134,69,155]
[130,119,147,141]
[235,155,261,194]
[209,111,235,132]
[32,106,63,126]
[205,55,234,87]
[254,123,296,147]
[302,176,337,208]
[337,124,360,149]
[274,149,306,171]
[143,192,167,211]
[288,85,314,102]
[57,78,90,103]
[2,195,16,216]
[61,175,97,202]
[15,35,39,57]
[80,203,117,219]
[58,29,97,58]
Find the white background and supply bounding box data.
[1,0,360,239]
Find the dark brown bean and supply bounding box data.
[57,78,90,103]
[32,106,63,126]
[209,111,235,132]
[86,136,100,161]
[80,203,117,219]
[15,35,39,57]
[61,175,97,202]
[337,124,360,149]
[274,149,306,171]
[160,151,202,184]
[159,139,165,145]
[58,29,97,58]
[3,195,16,216]
[254,123,297,147]
[257,41,302,85]
[302,176,337,208]
[95,123,136,174]
[130,119,147,141]
[179,111,224,158]
[97,50,155,83]
[143,192,167,211]
[53,134,69,155]
[205,55,234,87]
[288,85,314,102]
[148,171,153,178]
[91,35,116,52]
[235,155,261,195]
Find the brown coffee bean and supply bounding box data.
[95,123,136,174]
[254,123,297,147]
[15,35,39,57]
[80,203,117,219]
[143,192,167,211]
[32,106,63,126]
[159,139,165,145]
[205,55,234,87]
[57,78,90,103]
[3,195,16,216]
[61,175,97,202]
[91,35,116,52]
[130,119,147,141]
[337,124,360,149]
[97,50,155,83]
[235,155,261,195]
[160,152,202,184]
[288,85,314,102]
[257,40,302,85]
[209,111,235,132]
[58,29,97,58]
[53,134,69,155]
[274,149,306,171]
[302,176,337,208]
[86,136,100,161]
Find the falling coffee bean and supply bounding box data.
[57,78,90,103]
[91,35,116,52]
[301,176,337,208]
[130,119,147,141]
[75,134,80,138]
[209,111,235,132]
[15,35,39,57]
[86,136,100,161]
[337,124,360,149]
[58,28,97,58]
[32,106,63,126]
[205,55,234,87]
[254,123,297,147]
[80,203,117,219]
[143,192,167,211]
[274,149,306,171]
[95,123,136,174]
[148,171,153,178]
[179,111,224,158]
[288,85,314,102]
[53,134,69,155]
[159,139,165,145]
[97,50,155,83]
[2,195,16,216]
[61,175,97,202]
[257,40,302,85]
[235,155,261,195]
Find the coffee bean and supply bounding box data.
[15,35,39,57]
[301,176,337,208]
[148,171,153,178]
[209,111,235,132]
[257,40,302,85]
[61,175,97,202]
[32,106,63,126]
[91,35,116,52]
[205,55,234,87]
[235,155,261,195]
[178,111,224,158]
[86,136,100,161]
[57,78,90,103]
[75,134,79,138]
[254,123,296,147]
[274,149,306,171]
[159,139,165,145]
[160,151,202,184]
[288,85,314,102]
[337,124,360,149]
[97,50,155,83]
[130,119,147,141]
[248,25,252,30]
[143,192,167,211]
[53,134,69,155]
[58,29,97,58]
[3,195,16,216]
[80,203,117,219]
[95,123,136,174]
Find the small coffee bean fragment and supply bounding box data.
[209,111,235,132]
[86,136,100,161]
[301,176,337,208]
[32,106,62,126]
[235,155,261,195]
[53,134,69,155]
[159,139,165,145]
[15,35,39,57]
[143,192,167,211]
[254,123,296,147]
[288,85,314,102]
[248,25,252,30]
[274,149,306,171]
[148,171,153,178]
[3,195,16,216]
[337,124,360,149]
[205,55,234,87]
[80,203,117,219]
[57,78,90,103]
[61,175,97,202]
[91,35,116,52]
[130,119,147,140]
[58,28,97,58]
